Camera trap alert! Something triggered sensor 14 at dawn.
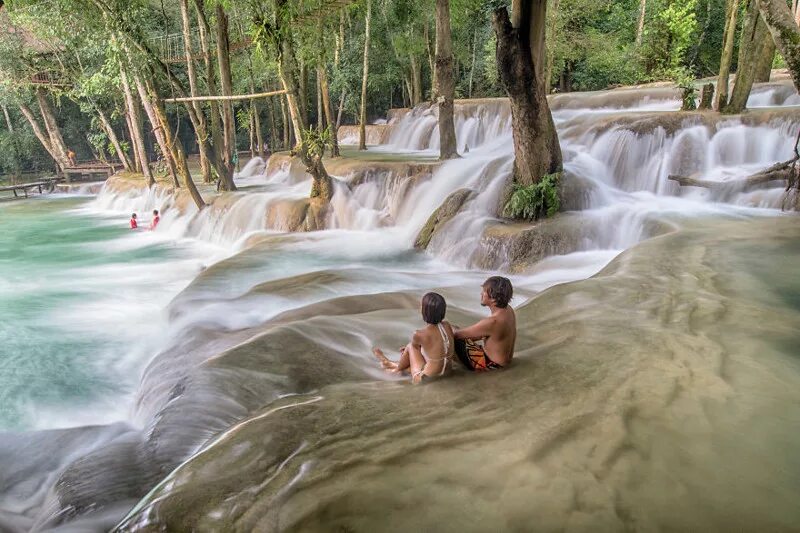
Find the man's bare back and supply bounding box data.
[454,276,517,370]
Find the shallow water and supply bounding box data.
[2,81,800,531]
[0,197,213,431]
[118,217,800,532]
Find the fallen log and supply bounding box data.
[668,158,797,193]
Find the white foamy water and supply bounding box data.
[3,79,800,532]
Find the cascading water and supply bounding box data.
[2,79,800,532]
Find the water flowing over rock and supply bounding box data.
[4,79,800,531]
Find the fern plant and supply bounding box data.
[503,172,561,221]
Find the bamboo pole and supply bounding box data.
[164,90,288,103]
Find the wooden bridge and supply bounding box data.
[0,178,62,199]
[62,162,123,182]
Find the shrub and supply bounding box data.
[503,172,561,221]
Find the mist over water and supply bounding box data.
[2,81,800,531]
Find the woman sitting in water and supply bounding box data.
[373,292,455,383]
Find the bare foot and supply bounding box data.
[372,348,398,371]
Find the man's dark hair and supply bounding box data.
[421,292,446,324]
[131,213,136,218]
[483,276,513,308]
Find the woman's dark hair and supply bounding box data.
[421,292,446,324]
[483,276,513,308]
[131,213,136,218]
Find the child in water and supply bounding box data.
[129,213,138,229]
[150,209,160,230]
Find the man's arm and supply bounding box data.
[454,317,494,341]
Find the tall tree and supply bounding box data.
[435,0,458,160]
[715,0,739,111]
[758,0,800,94]
[179,0,213,184]
[492,1,562,193]
[359,0,372,151]
[317,16,340,157]
[253,0,333,201]
[636,0,647,47]
[119,65,153,184]
[215,3,237,189]
[725,1,772,114]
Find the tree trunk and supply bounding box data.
[316,69,324,130]
[468,29,478,98]
[281,96,290,148]
[35,89,70,169]
[3,105,20,179]
[725,1,771,114]
[179,0,213,184]
[119,67,153,184]
[3,104,14,133]
[636,0,647,47]
[715,0,739,111]
[492,2,562,190]
[425,22,436,100]
[266,96,278,152]
[435,0,458,160]
[755,38,776,81]
[758,0,800,94]
[299,61,309,127]
[215,3,237,190]
[336,89,347,130]
[95,105,133,171]
[698,83,715,109]
[193,0,231,189]
[359,0,372,151]
[18,102,60,169]
[123,113,139,171]
[245,61,264,158]
[335,9,345,67]
[410,54,422,105]
[135,77,181,188]
[319,63,340,157]
[263,0,334,201]
[148,83,206,210]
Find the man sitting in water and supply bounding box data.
[150,209,160,230]
[454,276,516,371]
[129,213,138,229]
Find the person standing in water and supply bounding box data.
[373,292,455,383]
[150,209,160,230]
[454,276,516,370]
[129,213,138,229]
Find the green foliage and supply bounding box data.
[503,173,562,221]
[674,68,697,110]
[300,127,332,159]
[657,0,699,70]
[0,127,51,174]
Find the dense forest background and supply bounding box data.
[0,0,784,177]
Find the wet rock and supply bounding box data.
[559,171,602,212]
[414,188,476,249]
